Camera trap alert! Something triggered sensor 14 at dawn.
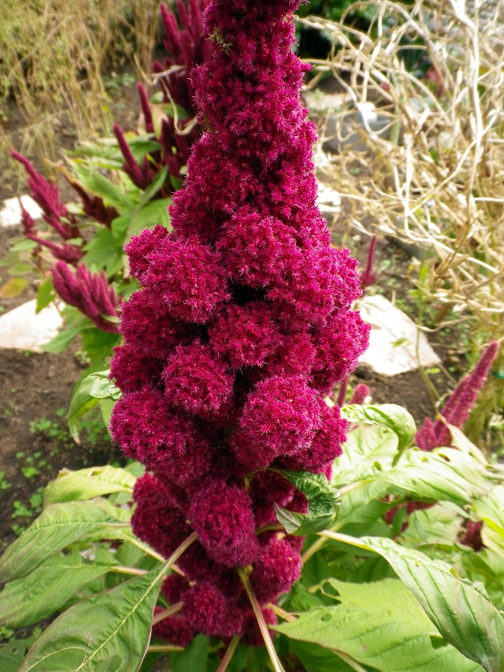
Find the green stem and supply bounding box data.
[318,530,371,552]
[122,535,167,564]
[148,645,184,653]
[124,531,197,569]
[216,635,241,672]
[238,569,286,672]
[164,531,198,573]
[301,522,343,565]
[256,522,284,536]
[111,565,147,577]
[267,604,296,623]
[152,602,183,626]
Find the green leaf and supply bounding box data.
[321,533,504,672]
[36,278,56,313]
[402,504,462,545]
[43,465,136,506]
[272,470,341,536]
[173,634,208,672]
[10,239,38,252]
[377,448,493,505]
[0,637,36,672]
[337,482,391,528]
[127,198,171,241]
[0,277,28,298]
[81,329,121,365]
[41,324,88,354]
[89,371,122,400]
[138,652,164,672]
[111,215,131,245]
[126,138,163,165]
[0,501,129,583]
[100,398,116,428]
[8,262,33,276]
[278,578,483,672]
[86,171,136,214]
[341,404,416,452]
[138,166,168,207]
[287,640,356,672]
[0,549,116,628]
[81,228,123,277]
[67,372,106,443]
[17,566,164,672]
[334,424,398,485]
[475,486,504,559]
[447,424,488,465]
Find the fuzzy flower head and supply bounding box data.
[111,0,370,645]
[233,375,321,470]
[250,536,302,604]
[209,301,280,368]
[188,480,259,567]
[163,342,234,418]
[110,387,211,487]
[416,341,499,451]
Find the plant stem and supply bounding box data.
[256,522,284,535]
[300,521,343,565]
[165,531,198,573]
[238,569,286,672]
[267,604,296,623]
[301,536,326,564]
[152,602,183,626]
[125,530,198,569]
[216,634,241,672]
[148,645,184,653]
[337,376,348,407]
[111,565,148,576]
[124,535,167,564]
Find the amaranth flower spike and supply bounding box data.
[110,0,369,644]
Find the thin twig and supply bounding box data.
[152,602,183,626]
[110,565,148,576]
[148,645,184,653]
[238,569,286,672]
[267,604,297,622]
[216,635,241,672]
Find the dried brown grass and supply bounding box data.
[0,0,165,165]
[299,0,504,444]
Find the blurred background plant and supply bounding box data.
[298,0,504,451]
[0,0,168,164]
[2,0,209,372]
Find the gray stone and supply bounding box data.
[0,300,63,352]
[0,195,43,228]
[358,294,441,376]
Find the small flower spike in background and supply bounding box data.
[416,341,499,451]
[110,0,369,651]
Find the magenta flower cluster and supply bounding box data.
[416,341,498,451]
[12,152,84,265]
[110,0,369,645]
[52,261,120,333]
